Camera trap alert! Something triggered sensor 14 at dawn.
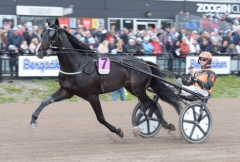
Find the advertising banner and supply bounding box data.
[69,18,76,28]
[18,56,157,77]
[18,56,60,77]
[16,6,63,16]
[92,19,98,29]
[186,56,231,74]
[98,19,104,28]
[58,17,69,30]
[82,18,91,29]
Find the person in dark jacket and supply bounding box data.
[220,40,228,53]
[124,39,137,54]
[120,29,129,45]
[23,28,39,46]
[222,30,232,44]
[209,39,220,54]
[200,39,210,52]
[136,37,144,54]
[8,27,24,49]
[169,40,181,71]
[108,37,117,53]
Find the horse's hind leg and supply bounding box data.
[30,88,73,130]
[88,95,123,138]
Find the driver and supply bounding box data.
[175,52,218,97]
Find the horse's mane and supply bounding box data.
[63,30,94,53]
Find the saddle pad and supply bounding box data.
[98,57,110,74]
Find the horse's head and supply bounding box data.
[35,18,60,59]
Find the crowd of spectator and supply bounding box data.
[1,12,240,60]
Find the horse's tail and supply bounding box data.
[146,61,182,115]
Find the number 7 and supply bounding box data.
[101,58,107,69]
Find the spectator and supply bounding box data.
[93,26,103,43]
[157,28,165,47]
[170,40,181,58]
[165,35,173,52]
[170,27,179,42]
[189,30,198,44]
[115,39,125,54]
[79,37,86,44]
[17,25,23,35]
[84,31,92,44]
[120,28,129,45]
[19,40,30,55]
[178,28,186,42]
[178,37,189,74]
[232,20,240,32]
[128,29,134,39]
[108,37,117,53]
[226,43,237,54]
[220,40,228,53]
[8,27,24,49]
[223,29,233,44]
[136,37,144,54]
[87,37,98,50]
[151,36,162,57]
[190,39,200,54]
[110,25,116,34]
[214,29,223,45]
[100,29,108,43]
[124,39,137,54]
[197,31,204,44]
[233,28,240,45]
[200,39,210,52]
[36,28,42,41]
[29,38,39,53]
[138,30,145,39]
[180,37,190,57]
[236,40,240,53]
[110,48,125,101]
[210,39,221,54]
[106,30,115,42]
[142,37,154,55]
[0,30,7,52]
[24,28,39,46]
[73,27,83,37]
[97,40,109,54]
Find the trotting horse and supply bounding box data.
[30,19,182,138]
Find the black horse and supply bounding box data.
[30,19,182,138]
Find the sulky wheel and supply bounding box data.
[179,102,212,144]
[132,102,163,138]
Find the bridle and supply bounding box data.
[39,26,59,55]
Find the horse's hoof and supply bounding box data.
[118,128,124,138]
[29,122,37,131]
[168,123,176,131]
[133,126,141,137]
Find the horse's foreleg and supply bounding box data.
[88,95,124,138]
[30,88,73,130]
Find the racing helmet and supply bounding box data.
[198,52,213,65]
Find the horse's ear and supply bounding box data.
[54,18,60,27]
[46,18,51,26]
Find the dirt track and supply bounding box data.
[0,99,240,162]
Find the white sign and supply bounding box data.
[18,56,60,77]
[186,56,231,74]
[18,56,157,77]
[16,6,63,16]
[137,56,157,64]
[196,3,240,13]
